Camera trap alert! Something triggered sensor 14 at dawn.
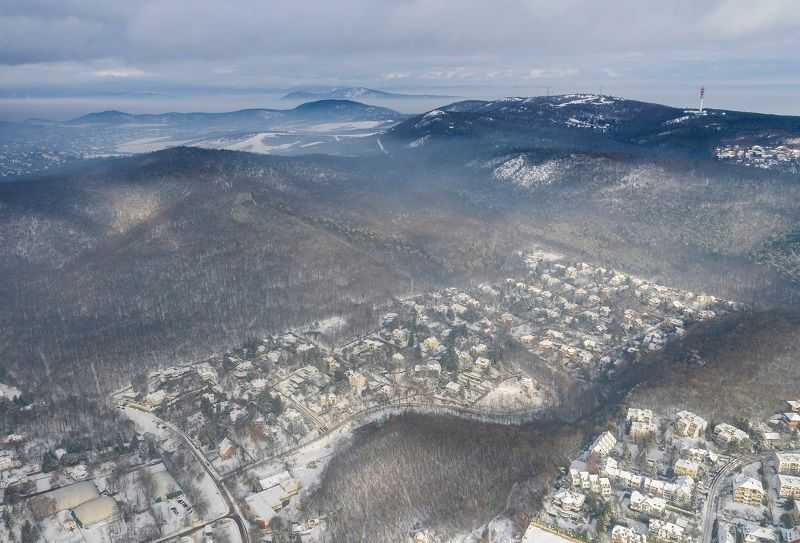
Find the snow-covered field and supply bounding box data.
[552,94,618,108]
[0,382,20,400]
[121,405,171,440]
[475,378,546,411]
[185,121,385,155]
[521,525,578,543]
[229,135,301,153]
[192,132,301,154]
[116,136,186,154]
[303,120,388,132]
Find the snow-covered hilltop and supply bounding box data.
[387,94,800,163]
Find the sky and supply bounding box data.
[1,0,800,120]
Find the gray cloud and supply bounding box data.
[0,0,799,114]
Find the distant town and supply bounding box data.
[715,141,800,173]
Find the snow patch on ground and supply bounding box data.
[566,117,592,128]
[493,155,562,188]
[0,382,20,400]
[475,378,546,411]
[415,109,447,129]
[316,316,347,334]
[564,115,610,131]
[226,134,301,153]
[521,525,576,542]
[190,132,302,154]
[303,120,386,132]
[116,136,186,153]
[409,135,430,148]
[664,114,694,125]
[552,94,618,108]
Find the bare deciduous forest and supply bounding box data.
[306,414,586,542]
[1,147,798,402]
[627,309,800,421]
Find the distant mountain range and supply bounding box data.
[68,99,402,127]
[282,86,456,101]
[0,99,407,178]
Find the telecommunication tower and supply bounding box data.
[699,86,705,113]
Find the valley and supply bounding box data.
[1,94,800,543]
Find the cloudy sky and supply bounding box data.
[1,0,799,119]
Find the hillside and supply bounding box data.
[386,94,800,162]
[3,97,800,397]
[0,100,405,177]
[626,309,800,422]
[307,415,584,542]
[0,148,523,394]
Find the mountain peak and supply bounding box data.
[69,110,136,124]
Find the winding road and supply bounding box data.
[121,404,250,543]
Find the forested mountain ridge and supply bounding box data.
[386,94,800,162]
[2,95,800,398]
[68,99,402,126]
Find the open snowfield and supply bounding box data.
[475,378,546,411]
[116,136,186,154]
[303,120,388,132]
[121,405,171,440]
[194,132,302,154]
[521,525,579,543]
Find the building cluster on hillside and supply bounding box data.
[525,391,800,543]
[715,142,800,173]
[533,405,763,543]
[691,399,800,543]
[117,252,737,482]
[86,250,745,542]
[500,253,738,381]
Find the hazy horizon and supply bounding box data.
[2,81,800,123]
[3,1,800,121]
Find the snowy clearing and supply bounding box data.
[493,155,562,188]
[303,121,386,132]
[116,136,186,154]
[475,378,546,411]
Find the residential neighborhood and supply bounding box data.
[0,251,754,542]
[524,398,800,543]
